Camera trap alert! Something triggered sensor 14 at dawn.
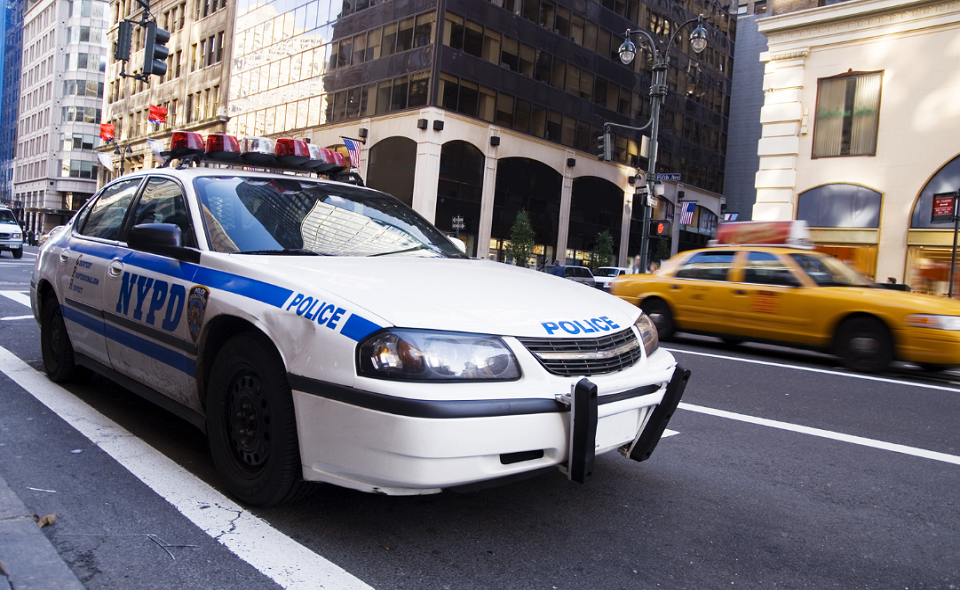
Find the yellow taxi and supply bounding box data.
[611,221,960,373]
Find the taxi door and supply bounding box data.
[102,176,202,413]
[727,251,813,344]
[57,178,143,367]
[667,250,739,333]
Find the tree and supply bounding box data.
[508,210,536,268]
[589,230,615,271]
[653,238,671,264]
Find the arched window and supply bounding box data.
[797,184,881,228]
[436,141,484,257]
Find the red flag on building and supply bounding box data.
[148,105,168,124]
[100,123,115,142]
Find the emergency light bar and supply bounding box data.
[159,130,359,183]
[709,220,813,249]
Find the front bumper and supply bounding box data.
[289,363,689,495]
[0,238,22,251]
[897,326,960,366]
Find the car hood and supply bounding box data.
[244,256,641,338]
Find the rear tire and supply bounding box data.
[206,333,311,506]
[836,317,893,373]
[641,298,675,340]
[40,293,81,382]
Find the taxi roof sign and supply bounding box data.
[709,220,812,248]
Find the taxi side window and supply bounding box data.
[129,177,196,248]
[77,179,141,240]
[675,251,735,281]
[743,252,800,287]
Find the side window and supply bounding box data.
[674,251,735,281]
[77,179,141,240]
[743,252,800,286]
[129,177,196,247]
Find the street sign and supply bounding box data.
[452,215,465,230]
[657,173,681,182]
[931,192,957,223]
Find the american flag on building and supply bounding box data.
[679,201,696,226]
[342,137,363,171]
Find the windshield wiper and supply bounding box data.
[235,249,325,256]
[368,244,435,257]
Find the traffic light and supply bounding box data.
[596,130,611,161]
[115,21,132,61]
[142,21,171,78]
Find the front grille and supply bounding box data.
[518,328,642,377]
[0,233,10,239]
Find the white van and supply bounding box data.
[0,207,23,258]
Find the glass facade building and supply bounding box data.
[0,0,24,213]
[226,0,737,263]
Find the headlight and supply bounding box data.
[358,329,521,381]
[12,233,21,239]
[634,313,659,357]
[905,314,960,331]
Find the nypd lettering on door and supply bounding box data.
[114,272,186,331]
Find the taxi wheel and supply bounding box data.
[836,317,893,374]
[40,293,81,382]
[206,333,309,507]
[641,299,675,340]
[12,248,22,259]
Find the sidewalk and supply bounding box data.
[0,472,85,590]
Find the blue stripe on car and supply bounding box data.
[340,313,383,342]
[104,323,196,377]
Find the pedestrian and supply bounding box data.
[631,255,642,274]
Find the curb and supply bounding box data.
[0,474,85,590]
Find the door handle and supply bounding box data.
[669,284,681,290]
[108,260,124,277]
[733,289,746,295]
[59,250,69,263]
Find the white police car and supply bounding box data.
[31,131,689,506]
[0,207,24,258]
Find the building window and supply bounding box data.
[813,71,882,158]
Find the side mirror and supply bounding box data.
[447,235,467,254]
[128,223,201,264]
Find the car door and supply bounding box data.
[58,178,143,367]
[102,176,203,413]
[727,251,813,344]
[667,250,738,333]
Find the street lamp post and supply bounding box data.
[618,16,707,273]
[114,144,133,175]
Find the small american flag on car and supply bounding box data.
[679,201,696,225]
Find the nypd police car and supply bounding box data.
[31,131,689,506]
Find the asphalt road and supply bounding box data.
[1,246,959,589]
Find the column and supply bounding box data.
[476,127,499,260]
[411,115,444,224]
[753,49,808,221]
[555,151,575,264]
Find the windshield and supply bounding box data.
[594,268,621,277]
[194,177,468,258]
[790,252,873,287]
[0,210,17,224]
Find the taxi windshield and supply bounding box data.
[194,176,467,258]
[789,252,873,287]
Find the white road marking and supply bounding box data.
[1,315,33,321]
[0,291,31,308]
[665,347,960,393]
[0,346,373,590]
[662,429,678,438]
[679,402,960,466]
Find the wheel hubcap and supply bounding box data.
[849,335,879,356]
[226,373,271,471]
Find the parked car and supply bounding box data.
[593,267,630,291]
[0,207,23,258]
[31,130,689,506]
[558,265,596,288]
[611,220,960,373]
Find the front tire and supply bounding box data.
[641,298,675,340]
[206,333,309,506]
[12,248,22,259]
[40,293,81,382]
[836,317,893,373]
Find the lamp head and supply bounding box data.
[690,18,708,54]
[618,37,637,65]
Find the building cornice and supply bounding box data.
[758,0,960,47]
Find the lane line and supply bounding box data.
[0,346,373,590]
[0,291,31,308]
[679,402,960,466]
[665,347,960,393]
[1,315,33,321]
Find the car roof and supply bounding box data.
[112,168,383,195]
[688,245,817,256]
